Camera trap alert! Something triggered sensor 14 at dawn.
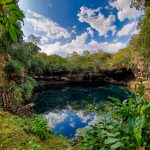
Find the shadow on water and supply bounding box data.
[31,84,130,138]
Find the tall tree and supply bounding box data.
[131,0,150,9]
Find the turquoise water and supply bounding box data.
[32,84,129,138]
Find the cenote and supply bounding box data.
[32,84,130,138]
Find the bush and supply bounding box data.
[11,76,36,103]
[21,76,37,100]
[12,85,23,103]
[29,115,50,140]
[11,114,50,140]
[4,60,24,78]
[27,140,41,150]
[29,57,46,74]
[79,95,150,150]
[11,48,32,69]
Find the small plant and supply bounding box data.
[28,140,41,150]
[28,115,50,140]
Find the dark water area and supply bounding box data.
[32,84,130,138]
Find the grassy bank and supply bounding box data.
[0,109,68,150]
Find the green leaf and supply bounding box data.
[107,132,120,137]
[140,103,150,114]
[104,138,120,145]
[3,0,13,5]
[108,96,121,105]
[100,148,108,150]
[110,142,124,149]
[9,24,17,42]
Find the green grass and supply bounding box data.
[0,109,68,150]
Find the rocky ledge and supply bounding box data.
[32,68,134,86]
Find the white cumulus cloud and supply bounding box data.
[87,27,94,38]
[77,6,116,37]
[109,0,143,21]
[40,32,126,57]
[117,22,136,37]
[26,10,70,40]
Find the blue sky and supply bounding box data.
[19,0,143,56]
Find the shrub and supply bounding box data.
[11,76,36,103]
[11,48,32,69]
[79,95,150,150]
[21,76,37,100]
[11,114,50,140]
[27,140,41,150]
[29,115,50,139]
[29,57,46,74]
[4,60,24,78]
[12,85,23,103]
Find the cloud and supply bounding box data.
[109,0,143,21]
[69,118,76,128]
[87,27,94,38]
[48,0,52,8]
[40,31,126,57]
[117,22,136,37]
[72,26,77,34]
[46,111,68,128]
[77,6,116,36]
[76,111,91,123]
[26,10,70,40]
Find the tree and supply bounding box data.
[129,3,150,60]
[108,48,132,68]
[130,0,145,9]
[82,50,91,56]
[70,51,79,57]
[28,34,41,45]
[130,0,150,9]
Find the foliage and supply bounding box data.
[79,95,150,150]
[66,52,112,71]
[12,85,22,103]
[10,76,37,103]
[131,0,145,9]
[106,48,132,68]
[129,6,150,63]
[29,57,46,74]
[131,0,150,9]
[28,34,41,45]
[21,76,37,100]
[27,140,41,150]
[4,60,24,78]
[0,0,24,42]
[10,47,32,69]
[28,115,50,140]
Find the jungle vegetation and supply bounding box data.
[0,0,150,149]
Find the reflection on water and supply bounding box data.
[32,84,129,138]
[45,110,98,138]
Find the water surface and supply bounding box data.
[32,84,129,138]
